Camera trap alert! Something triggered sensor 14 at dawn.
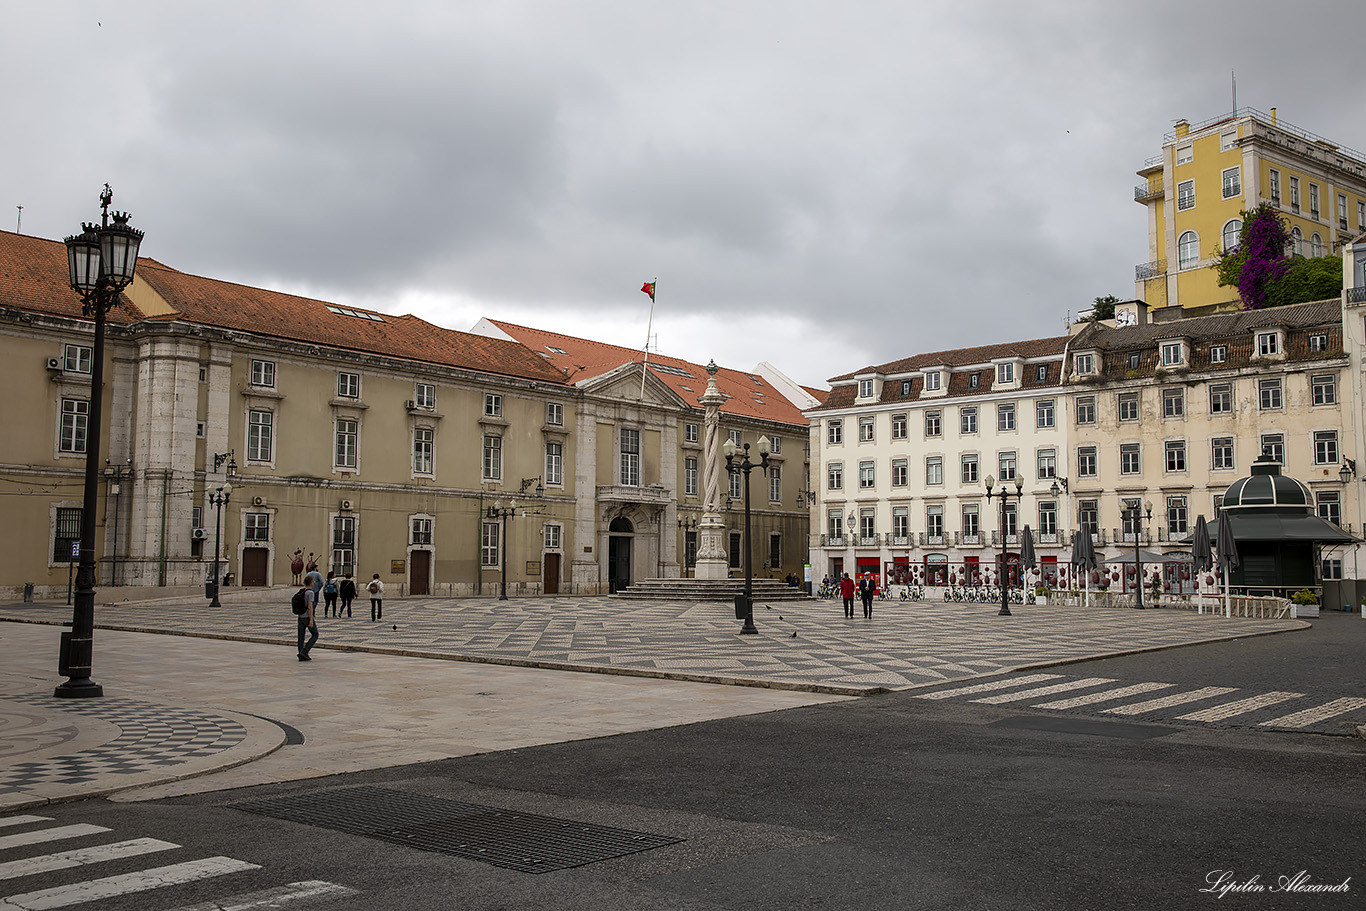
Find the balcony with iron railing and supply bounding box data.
[820,535,846,548]
[1134,174,1164,202]
[1135,259,1167,281]
[1347,287,1366,305]
[887,534,911,547]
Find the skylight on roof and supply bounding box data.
[546,346,567,354]
[326,305,385,322]
[649,363,696,378]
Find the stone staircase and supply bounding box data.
[614,578,814,602]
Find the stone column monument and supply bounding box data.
[694,360,729,580]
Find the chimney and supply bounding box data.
[1174,119,1190,138]
[1270,107,1277,125]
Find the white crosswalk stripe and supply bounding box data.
[162,880,360,910]
[1102,686,1239,716]
[0,857,259,910]
[971,677,1118,705]
[0,839,179,881]
[0,828,109,853]
[1260,696,1366,729]
[915,673,1062,700]
[1033,681,1174,709]
[1177,691,1303,723]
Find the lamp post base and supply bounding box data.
[54,678,103,699]
[998,604,1012,617]
[739,620,759,635]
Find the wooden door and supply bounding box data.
[543,553,560,594]
[242,548,269,586]
[410,550,430,595]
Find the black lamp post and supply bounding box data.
[207,453,236,607]
[984,473,1024,617]
[486,478,543,600]
[1126,499,1154,609]
[55,186,144,699]
[724,435,770,635]
[678,515,697,577]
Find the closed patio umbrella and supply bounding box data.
[1191,515,1212,614]
[1071,521,1098,608]
[1216,508,1240,617]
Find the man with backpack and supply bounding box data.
[292,584,318,661]
[367,573,384,622]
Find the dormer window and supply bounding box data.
[996,363,1014,384]
[1209,345,1227,364]
[1074,353,1095,375]
[923,372,941,391]
[968,372,981,389]
[1256,331,1281,357]
[858,379,874,398]
[901,380,912,396]
[1160,341,1185,366]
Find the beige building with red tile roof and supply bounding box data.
[0,229,813,598]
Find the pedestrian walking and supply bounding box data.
[859,574,875,618]
[303,564,323,616]
[367,573,384,621]
[840,572,855,619]
[292,584,318,661]
[323,572,339,617]
[339,572,356,619]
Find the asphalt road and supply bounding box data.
[6,613,1363,911]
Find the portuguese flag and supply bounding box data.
[640,281,656,301]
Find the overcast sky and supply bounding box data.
[5,1,1361,388]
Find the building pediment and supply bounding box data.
[577,362,687,408]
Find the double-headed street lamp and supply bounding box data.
[55,186,144,699]
[678,515,698,576]
[207,451,237,608]
[1125,499,1154,610]
[984,473,1024,617]
[724,435,770,635]
[486,477,544,600]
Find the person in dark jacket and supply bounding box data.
[839,573,855,619]
[858,574,875,618]
[338,573,357,619]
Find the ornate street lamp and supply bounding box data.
[55,186,144,699]
[486,478,544,600]
[984,473,1024,617]
[1126,499,1154,609]
[678,515,698,576]
[207,455,236,607]
[724,435,770,635]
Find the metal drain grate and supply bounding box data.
[234,786,682,873]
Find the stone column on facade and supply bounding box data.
[694,360,729,580]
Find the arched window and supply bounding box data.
[1222,219,1242,252]
[1178,231,1199,270]
[1311,233,1323,257]
[1291,226,1303,257]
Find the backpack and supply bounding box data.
[291,588,308,615]
[324,580,337,595]
[368,580,380,594]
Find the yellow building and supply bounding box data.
[1134,108,1366,313]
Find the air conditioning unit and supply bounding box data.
[404,400,415,410]
[46,357,62,371]
[252,496,266,507]
[192,528,207,540]
[340,499,353,511]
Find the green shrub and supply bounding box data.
[1290,589,1318,605]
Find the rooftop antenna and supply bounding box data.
[15,205,21,234]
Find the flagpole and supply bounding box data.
[641,276,656,400]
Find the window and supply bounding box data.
[924,372,941,391]
[1258,378,1282,411]
[858,379,874,398]
[411,517,433,545]
[1208,383,1232,414]
[1078,500,1098,533]
[1312,374,1337,406]
[997,451,1017,481]
[250,359,275,387]
[684,457,698,496]
[961,453,979,484]
[891,414,907,439]
[770,436,781,454]
[1209,345,1227,364]
[1268,169,1280,203]
[961,505,979,539]
[484,393,502,417]
[1311,233,1324,257]
[1036,399,1054,428]
[925,457,942,486]
[1176,144,1193,165]
[960,407,977,434]
[1160,342,1184,366]
[545,524,562,549]
[926,506,944,540]
[1038,502,1057,536]
[481,522,499,566]
[729,468,743,500]
[1178,230,1199,269]
[827,509,844,539]
[1290,176,1300,212]
[1002,503,1017,538]
[860,509,877,540]
[1261,433,1284,463]
[997,362,1014,384]
[1339,194,1349,229]
[1212,437,1234,470]
[620,428,640,486]
[1165,439,1186,473]
[1120,443,1140,475]
[1075,396,1096,425]
[1074,353,1094,375]
[1177,179,1195,211]
[769,534,782,567]
[1323,558,1344,581]
[859,460,875,489]
[769,465,782,502]
[1360,201,1366,230]
[247,409,273,461]
[1221,166,1240,199]
[58,398,89,453]
[1314,430,1338,465]
[968,372,981,389]
[335,418,358,469]
[483,435,502,480]
[731,429,743,447]
[997,403,1015,431]
[1309,333,1329,353]
[245,512,270,542]
[53,507,81,563]
[415,383,435,409]
[1317,491,1342,526]
[332,516,355,576]
[901,380,912,396]
[1222,219,1242,252]
[1118,392,1139,422]
[683,421,698,443]
[548,402,565,426]
[337,372,359,398]
[827,462,843,490]
[413,428,433,474]
[545,441,563,486]
[925,410,942,437]
[891,458,908,487]
[1128,353,1140,370]
[1035,365,1048,382]
[828,420,843,445]
[1291,227,1303,256]
[1077,446,1097,478]
[1167,496,1188,536]
[859,416,875,442]
[1309,183,1320,218]
[63,344,92,374]
[1162,387,1184,418]
[1037,448,1056,480]
[893,507,909,539]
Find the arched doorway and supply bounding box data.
[609,516,633,593]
